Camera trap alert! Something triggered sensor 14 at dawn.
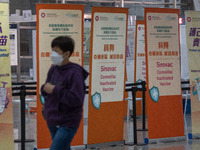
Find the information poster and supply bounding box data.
[91,13,126,103]
[145,8,184,139]
[135,21,146,84]
[83,22,91,66]
[0,3,14,150]
[9,24,18,66]
[88,7,128,145]
[36,4,84,149]
[185,11,200,134]
[127,26,135,64]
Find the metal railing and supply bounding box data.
[12,82,37,150]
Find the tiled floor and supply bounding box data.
[13,100,200,150]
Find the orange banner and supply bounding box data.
[36,4,84,149]
[145,8,184,139]
[87,7,128,145]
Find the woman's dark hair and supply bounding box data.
[51,36,75,56]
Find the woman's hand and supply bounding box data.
[43,82,55,94]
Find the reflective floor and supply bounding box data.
[13,100,200,150]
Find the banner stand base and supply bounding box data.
[86,141,124,149]
[146,136,186,144]
[71,145,86,150]
[38,145,86,150]
[137,128,148,131]
[124,142,147,146]
[188,133,200,140]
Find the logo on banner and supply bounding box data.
[91,92,101,110]
[95,16,99,21]
[66,13,79,18]
[41,12,46,18]
[167,16,176,21]
[149,86,159,103]
[187,17,191,22]
[148,16,161,21]
[138,27,141,31]
[0,82,9,114]
[114,16,124,21]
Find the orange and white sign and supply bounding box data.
[36,4,84,149]
[145,8,184,139]
[88,7,128,145]
[91,12,126,102]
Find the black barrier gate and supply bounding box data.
[126,81,147,131]
[124,81,147,146]
[181,80,190,91]
[12,82,37,150]
[11,80,191,149]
